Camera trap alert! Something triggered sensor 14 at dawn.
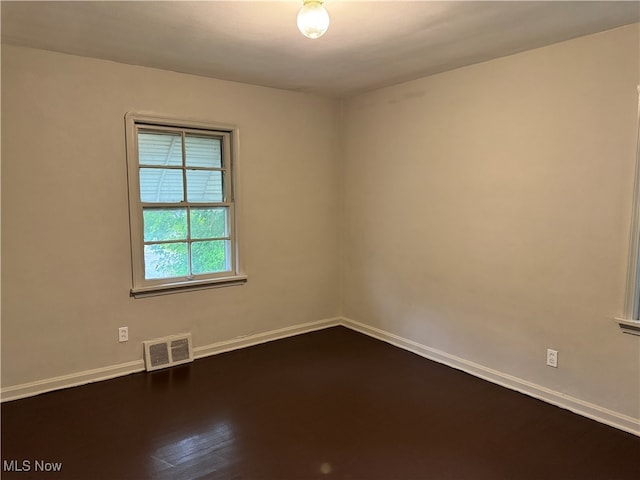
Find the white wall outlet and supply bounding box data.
[546,348,558,368]
[118,327,129,343]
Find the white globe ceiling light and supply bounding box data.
[297,0,330,39]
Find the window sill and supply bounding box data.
[615,318,640,336]
[131,275,247,298]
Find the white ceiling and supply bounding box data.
[2,1,639,98]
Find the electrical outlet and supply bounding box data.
[546,348,558,368]
[118,327,129,343]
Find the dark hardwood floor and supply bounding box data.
[2,326,639,479]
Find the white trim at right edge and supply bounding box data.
[620,85,640,327]
[341,317,640,436]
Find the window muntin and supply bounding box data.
[126,114,244,296]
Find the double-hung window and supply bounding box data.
[125,113,245,297]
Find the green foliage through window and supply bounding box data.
[142,207,230,279]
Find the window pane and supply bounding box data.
[185,136,222,168]
[138,132,182,166]
[190,208,228,239]
[186,170,223,202]
[140,168,184,203]
[143,209,187,242]
[191,240,230,274]
[144,243,188,279]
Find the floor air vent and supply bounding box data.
[143,334,194,371]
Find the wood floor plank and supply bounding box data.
[2,326,639,479]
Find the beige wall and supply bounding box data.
[1,46,341,387]
[342,23,640,419]
[2,24,639,425]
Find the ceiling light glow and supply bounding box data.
[297,0,330,39]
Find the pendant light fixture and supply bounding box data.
[297,0,330,39]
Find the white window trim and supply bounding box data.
[618,86,640,335]
[125,112,246,298]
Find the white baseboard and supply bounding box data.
[0,317,341,403]
[0,360,146,402]
[3,315,638,437]
[192,317,341,358]
[341,316,640,437]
